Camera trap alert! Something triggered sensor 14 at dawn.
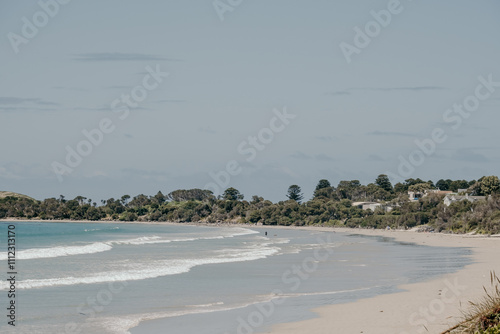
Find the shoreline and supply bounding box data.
[2,219,499,333]
[265,228,500,334]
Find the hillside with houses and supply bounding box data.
[1,175,499,234]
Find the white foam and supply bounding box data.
[270,238,291,245]
[0,242,112,261]
[111,227,259,246]
[0,227,260,262]
[188,301,224,308]
[272,286,381,300]
[112,236,163,245]
[96,293,282,334]
[0,236,162,261]
[93,286,381,334]
[226,228,260,237]
[0,236,165,261]
[96,303,246,334]
[5,245,280,290]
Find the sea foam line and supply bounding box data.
[0,227,259,261]
[0,242,113,261]
[92,286,381,334]
[2,245,280,290]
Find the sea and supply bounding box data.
[0,221,472,334]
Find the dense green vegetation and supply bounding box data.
[1,175,499,233]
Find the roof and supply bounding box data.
[352,201,380,206]
[445,195,485,200]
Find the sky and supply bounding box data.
[0,0,499,202]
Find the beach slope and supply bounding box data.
[265,228,500,334]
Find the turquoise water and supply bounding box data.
[0,222,472,334]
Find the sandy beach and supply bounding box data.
[262,227,500,334]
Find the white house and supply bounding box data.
[352,201,383,211]
[443,194,486,207]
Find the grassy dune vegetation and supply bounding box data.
[444,273,500,334]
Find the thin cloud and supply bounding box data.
[237,160,257,169]
[120,168,170,179]
[438,146,498,151]
[315,135,337,142]
[326,86,445,96]
[290,152,335,162]
[0,162,50,179]
[52,86,88,92]
[351,86,445,92]
[325,91,351,96]
[73,106,149,112]
[315,154,336,162]
[0,97,58,106]
[73,107,111,112]
[451,149,489,163]
[366,154,385,162]
[153,99,186,103]
[368,130,415,137]
[281,166,300,178]
[105,85,132,90]
[198,126,216,134]
[37,101,59,106]
[73,52,181,62]
[0,97,39,104]
[0,106,57,113]
[290,151,312,160]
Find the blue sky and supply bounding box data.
[1,0,499,202]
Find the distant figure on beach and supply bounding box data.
[265,231,267,236]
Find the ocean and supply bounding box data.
[0,222,472,334]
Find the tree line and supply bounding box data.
[1,175,499,234]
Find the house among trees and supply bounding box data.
[352,201,382,211]
[408,190,424,201]
[443,194,487,207]
[352,201,395,212]
[408,189,453,201]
